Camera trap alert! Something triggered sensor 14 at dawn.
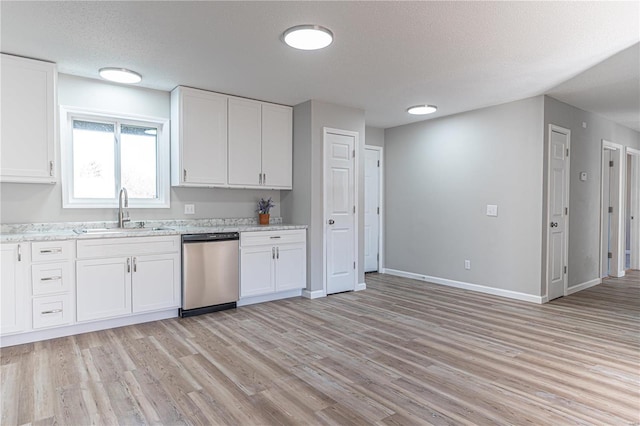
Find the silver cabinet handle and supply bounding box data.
[270,236,281,239]
[127,258,131,273]
[133,257,137,272]
[41,276,62,281]
[42,309,62,315]
[259,173,263,185]
[183,169,187,181]
[263,173,266,184]
[17,244,21,262]
[272,247,275,259]
[49,161,54,176]
[276,247,279,259]
[40,248,62,254]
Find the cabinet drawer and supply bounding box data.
[77,236,180,259]
[240,229,305,247]
[31,262,72,295]
[31,241,74,262]
[32,294,72,329]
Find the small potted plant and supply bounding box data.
[257,197,275,225]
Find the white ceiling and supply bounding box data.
[1,1,638,130]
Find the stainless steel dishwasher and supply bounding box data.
[180,232,239,317]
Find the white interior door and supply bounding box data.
[548,126,570,301]
[602,148,612,276]
[364,147,380,272]
[325,130,356,294]
[601,141,625,278]
[626,148,640,270]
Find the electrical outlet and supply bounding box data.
[464,260,471,270]
[184,204,195,215]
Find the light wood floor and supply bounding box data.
[2,271,639,425]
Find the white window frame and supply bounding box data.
[60,106,170,208]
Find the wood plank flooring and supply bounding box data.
[2,271,638,425]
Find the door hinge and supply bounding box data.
[353,261,356,270]
[608,252,613,259]
[377,206,380,214]
[49,161,54,176]
[564,266,567,274]
[609,160,614,167]
[608,206,613,213]
[377,160,380,167]
[566,148,569,156]
[377,253,379,261]
[183,169,187,181]
[565,207,568,215]
[353,205,356,214]
[352,150,355,158]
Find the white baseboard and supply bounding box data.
[355,282,366,291]
[237,289,303,307]
[567,278,602,295]
[383,268,544,304]
[302,289,326,299]
[0,309,178,348]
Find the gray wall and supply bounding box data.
[0,74,281,224]
[282,100,366,292]
[365,126,385,147]
[543,96,640,288]
[384,96,545,297]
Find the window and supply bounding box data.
[61,107,170,208]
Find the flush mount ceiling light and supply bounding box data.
[283,25,333,50]
[407,105,438,115]
[98,67,142,84]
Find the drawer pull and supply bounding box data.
[270,236,281,239]
[41,276,62,281]
[41,309,63,315]
[40,248,62,254]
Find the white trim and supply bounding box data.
[322,127,360,295]
[566,278,602,295]
[600,140,626,278]
[545,124,571,299]
[302,289,327,299]
[0,309,177,348]
[384,268,545,304]
[364,145,384,272]
[355,282,366,291]
[60,105,170,209]
[625,147,640,270]
[237,289,303,307]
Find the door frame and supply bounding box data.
[545,124,571,300]
[364,145,384,272]
[600,140,625,278]
[625,147,640,270]
[322,127,359,295]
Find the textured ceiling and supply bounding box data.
[1,1,638,130]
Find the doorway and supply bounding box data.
[364,146,382,273]
[626,147,640,270]
[323,128,358,295]
[601,140,625,278]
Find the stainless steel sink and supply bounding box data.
[73,227,174,235]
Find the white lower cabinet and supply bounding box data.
[76,236,180,323]
[1,243,29,335]
[240,230,306,299]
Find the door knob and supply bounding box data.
[328,219,335,225]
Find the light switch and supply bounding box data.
[184,204,195,215]
[486,204,498,217]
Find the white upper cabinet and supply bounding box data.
[228,97,262,186]
[261,103,293,189]
[227,98,293,190]
[171,86,228,187]
[0,54,57,184]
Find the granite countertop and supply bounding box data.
[0,218,307,243]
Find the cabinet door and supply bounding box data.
[228,98,262,186]
[131,253,180,313]
[275,243,306,292]
[1,244,28,335]
[77,257,131,322]
[173,87,227,186]
[0,54,56,183]
[240,246,275,297]
[261,103,293,189]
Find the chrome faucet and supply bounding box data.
[118,187,130,228]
